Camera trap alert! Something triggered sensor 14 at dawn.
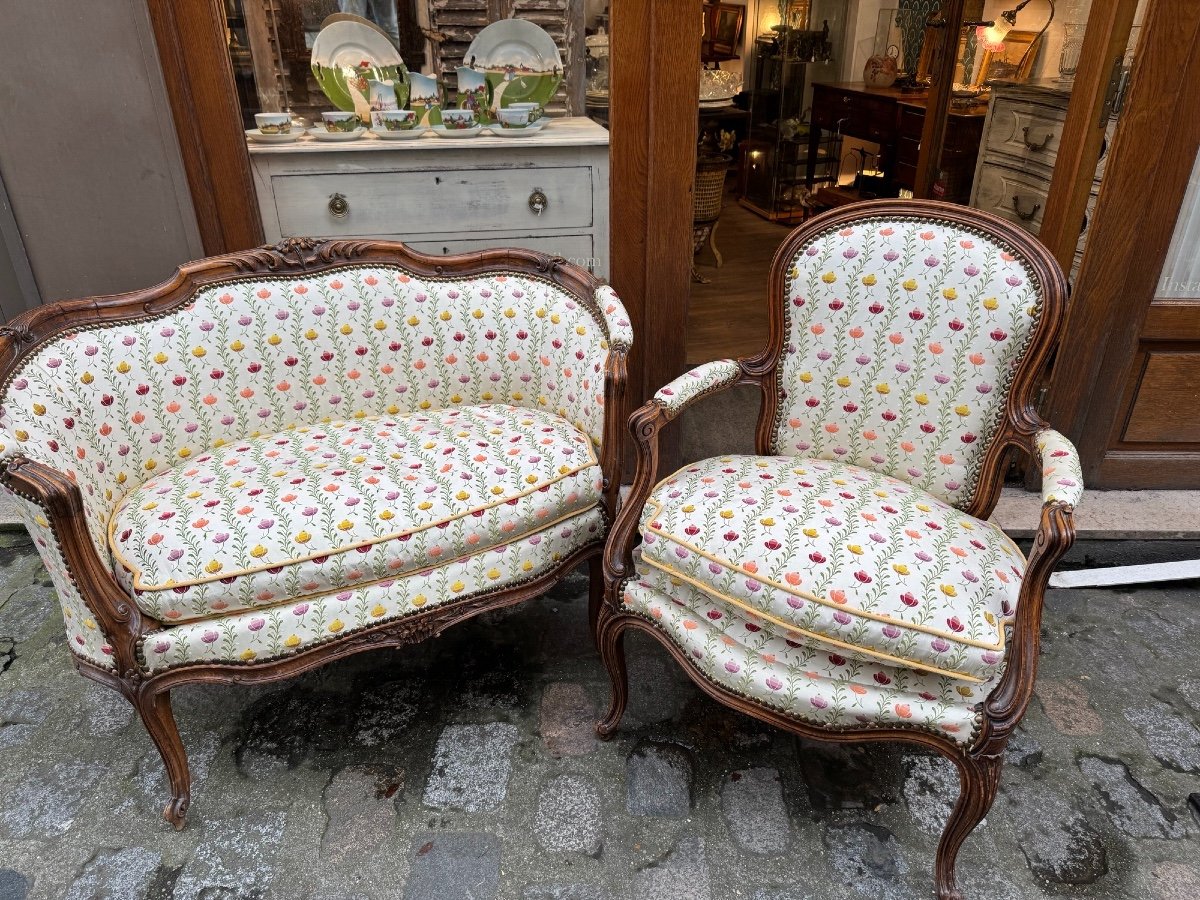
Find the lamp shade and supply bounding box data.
[978,19,1012,50]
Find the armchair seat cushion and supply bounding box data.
[623,567,994,744]
[639,455,1025,684]
[111,404,602,622]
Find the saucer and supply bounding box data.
[309,126,367,142]
[487,124,545,138]
[431,125,484,139]
[246,128,302,144]
[371,126,428,140]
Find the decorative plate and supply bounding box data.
[464,19,563,111]
[486,124,545,138]
[309,126,368,142]
[370,126,429,141]
[245,129,303,144]
[311,16,409,119]
[431,125,484,139]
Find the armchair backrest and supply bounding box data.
[761,200,1066,514]
[0,240,630,555]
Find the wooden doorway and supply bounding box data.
[1046,0,1200,488]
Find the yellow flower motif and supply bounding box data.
[836,376,851,388]
[940,584,958,597]
[481,391,494,401]
[876,383,890,394]
[550,313,561,324]
[954,404,970,416]
[893,563,909,575]
[374,320,387,331]
[192,346,207,358]
[455,490,470,501]
[439,310,452,321]
[522,560,534,571]
[914,393,929,405]
[387,403,400,414]
[803,528,819,538]
[230,339,244,352]
[847,544,863,555]
[145,459,158,471]
[504,308,517,319]
[682,504,696,513]
[451,580,465,592]
[821,272,837,284]
[379,510,394,521]
[412,594,427,607]
[535,307,547,318]
[472,309,484,319]
[943,288,958,301]
[153,352,168,364]
[487,568,501,579]
[339,324,353,335]
[116,361,132,374]
[956,685,975,698]
[760,517,775,527]
[371,604,387,617]
[329,619,345,633]
[337,520,353,531]
[512,390,524,401]
[862,274,877,286]
[31,403,46,416]
[575,325,587,335]
[83,618,96,630]
[141,500,158,511]
[269,334,284,346]
[450,393,463,404]
[489,486,504,496]
[525,474,538,484]
[240,649,258,661]
[186,490,202,499]
[284,635,302,648]
[407,315,420,326]
[719,510,734,519]
[305,329,318,340]
[80,372,93,385]
[916,503,931,512]
[983,297,999,310]
[984,611,997,625]
[418,501,433,510]
[204,560,222,574]
[34,514,49,527]
[250,545,267,558]
[903,278,918,291]
[799,371,813,383]
[178,448,191,458]
[15,430,29,441]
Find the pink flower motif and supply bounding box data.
[766,676,783,691]
[201,630,219,644]
[248,618,265,632]
[292,603,310,616]
[154,640,171,653]
[810,696,829,709]
[725,660,741,674]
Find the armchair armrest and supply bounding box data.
[1035,429,1083,508]
[653,359,742,420]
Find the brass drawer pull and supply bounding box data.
[328,192,349,218]
[1022,126,1052,152]
[529,189,548,217]
[1012,195,1041,222]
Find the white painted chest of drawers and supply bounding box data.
[970,81,1116,279]
[249,117,611,278]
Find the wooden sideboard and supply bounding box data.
[808,82,986,204]
[248,117,610,278]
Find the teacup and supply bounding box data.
[496,107,533,129]
[379,109,417,131]
[441,108,477,130]
[321,111,359,133]
[507,102,543,122]
[255,112,292,135]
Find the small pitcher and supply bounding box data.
[408,72,443,127]
[456,66,492,124]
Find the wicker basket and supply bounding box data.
[693,154,731,255]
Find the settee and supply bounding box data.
[0,238,630,827]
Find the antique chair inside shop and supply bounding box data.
[0,238,630,827]
[596,199,1082,900]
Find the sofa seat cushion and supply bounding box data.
[639,455,1024,683]
[140,505,606,671]
[111,404,601,622]
[623,565,993,744]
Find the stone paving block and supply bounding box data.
[1036,679,1104,736]
[1079,755,1185,839]
[82,682,134,737]
[0,687,52,749]
[234,689,345,776]
[1122,703,1200,773]
[625,741,693,818]
[403,832,501,900]
[533,774,603,855]
[352,679,420,747]
[901,755,959,833]
[796,740,903,811]
[133,731,220,815]
[65,847,163,900]
[0,870,29,900]
[0,759,102,839]
[1013,792,1108,886]
[720,768,790,856]
[538,682,596,758]
[173,810,286,900]
[822,823,910,900]
[521,883,607,900]
[321,764,404,865]
[1005,729,1043,769]
[1149,861,1200,900]
[625,645,693,724]
[423,722,520,812]
[750,889,817,900]
[1178,677,1200,715]
[632,834,711,900]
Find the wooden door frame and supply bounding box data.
[1045,0,1200,486]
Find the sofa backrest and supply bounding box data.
[1,259,628,555]
[768,208,1058,510]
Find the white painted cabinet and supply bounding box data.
[249,117,610,278]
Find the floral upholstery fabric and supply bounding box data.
[141,505,605,671]
[654,359,741,418]
[639,455,1025,683]
[1,488,115,668]
[773,216,1043,508]
[1037,429,1083,507]
[111,405,601,623]
[623,565,993,745]
[0,267,627,562]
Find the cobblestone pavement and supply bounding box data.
[0,529,1198,899]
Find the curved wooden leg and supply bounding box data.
[595,610,629,739]
[134,688,192,830]
[709,219,723,268]
[934,749,1004,900]
[587,555,603,635]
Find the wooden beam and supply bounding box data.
[914,0,967,198]
[609,0,703,442]
[1037,1,1138,273]
[145,0,265,255]
[241,0,284,113]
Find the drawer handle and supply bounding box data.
[1022,127,1052,152]
[1012,195,1041,222]
[529,189,548,217]
[328,193,349,219]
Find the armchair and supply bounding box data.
[597,200,1079,900]
[0,238,630,827]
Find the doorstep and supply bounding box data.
[991,487,1200,540]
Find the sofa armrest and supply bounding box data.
[595,285,633,352]
[654,359,742,420]
[1035,429,1083,508]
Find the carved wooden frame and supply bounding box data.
[0,238,628,829]
[595,200,1075,900]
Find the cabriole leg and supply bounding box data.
[595,610,629,738]
[934,749,1005,900]
[133,687,192,829]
